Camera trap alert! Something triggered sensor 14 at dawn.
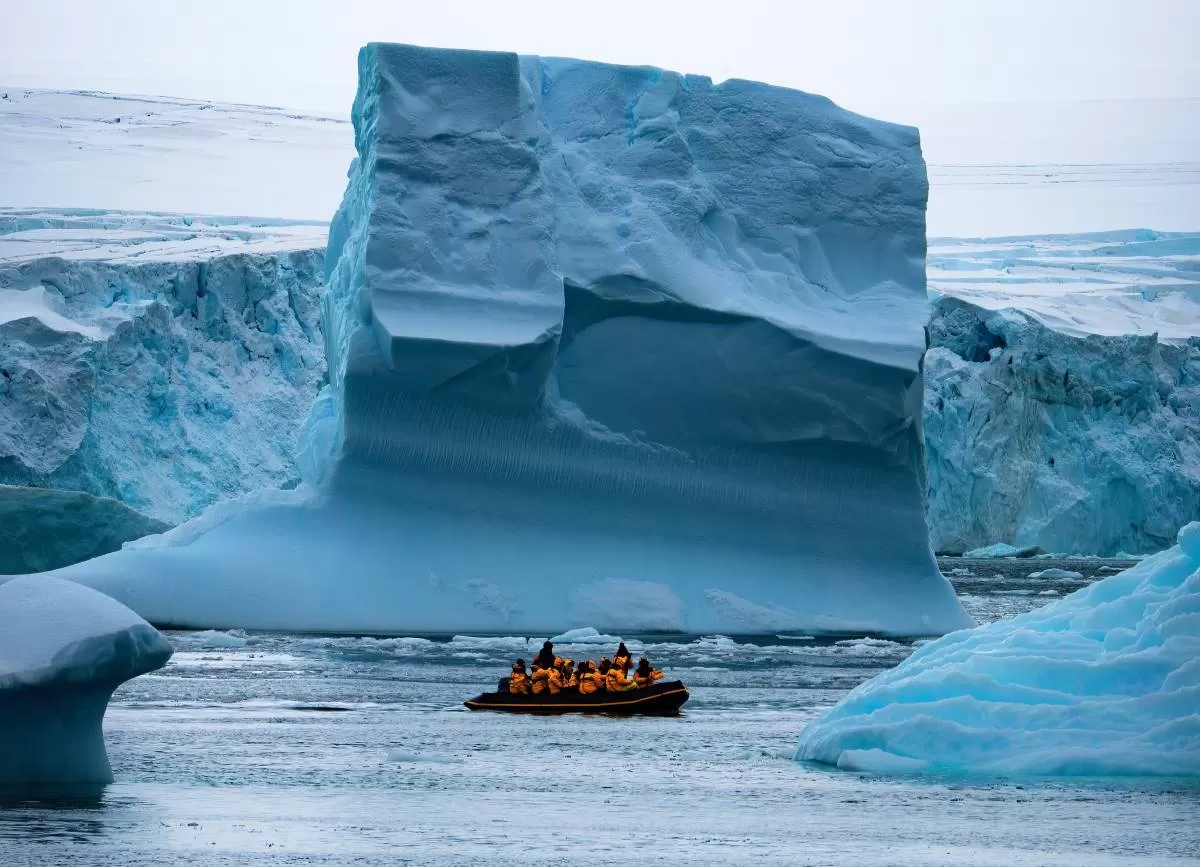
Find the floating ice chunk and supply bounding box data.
[796,522,1200,776]
[962,543,1045,559]
[0,576,172,786]
[548,627,623,645]
[0,485,168,574]
[192,629,248,648]
[1028,568,1084,579]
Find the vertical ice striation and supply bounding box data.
[39,44,970,636]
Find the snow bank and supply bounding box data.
[0,210,327,523]
[0,484,168,573]
[0,576,172,786]
[796,523,1200,776]
[42,43,968,637]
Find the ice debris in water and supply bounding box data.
[796,523,1200,777]
[962,543,1043,559]
[191,629,249,648]
[1028,568,1084,580]
[549,627,623,645]
[40,41,969,638]
[0,576,172,786]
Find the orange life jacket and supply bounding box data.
[579,672,605,695]
[531,667,552,694]
[508,671,530,694]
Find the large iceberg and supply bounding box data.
[0,576,172,786]
[796,523,1200,776]
[35,43,969,636]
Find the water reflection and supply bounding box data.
[0,785,125,846]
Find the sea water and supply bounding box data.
[1,579,1196,866]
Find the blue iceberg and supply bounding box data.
[797,523,1200,776]
[37,44,969,636]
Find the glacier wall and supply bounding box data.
[0,210,328,523]
[926,299,1200,557]
[39,43,969,637]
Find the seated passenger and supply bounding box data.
[606,659,636,692]
[578,661,605,695]
[547,663,566,695]
[508,660,530,695]
[613,642,632,669]
[562,660,578,690]
[530,663,552,695]
[633,657,664,688]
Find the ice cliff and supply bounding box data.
[925,233,1200,555]
[0,575,172,786]
[38,43,969,636]
[0,210,328,523]
[796,522,1200,776]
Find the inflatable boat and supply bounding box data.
[465,680,689,715]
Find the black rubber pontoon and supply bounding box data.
[464,681,689,715]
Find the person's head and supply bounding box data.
[618,642,628,654]
[599,659,611,673]
[531,663,541,673]
[562,658,573,672]
[543,641,553,652]
[513,659,526,671]
[637,657,651,674]
[554,656,564,669]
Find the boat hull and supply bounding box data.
[464,681,689,715]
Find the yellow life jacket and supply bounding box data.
[579,672,604,695]
[509,671,530,694]
[531,667,552,694]
[547,668,564,694]
[606,666,635,692]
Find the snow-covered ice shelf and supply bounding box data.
[0,575,172,786]
[928,231,1200,342]
[796,522,1200,776]
[0,88,350,220]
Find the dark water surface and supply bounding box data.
[2,569,1196,866]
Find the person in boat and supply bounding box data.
[534,641,556,670]
[530,662,554,695]
[580,660,606,694]
[613,642,632,669]
[606,658,637,692]
[633,657,664,688]
[508,660,530,695]
[546,658,568,695]
[561,659,578,690]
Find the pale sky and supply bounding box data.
[2,0,1198,115]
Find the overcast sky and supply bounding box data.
[2,0,1198,115]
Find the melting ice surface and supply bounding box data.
[0,576,172,786]
[797,523,1200,776]
[44,42,969,637]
